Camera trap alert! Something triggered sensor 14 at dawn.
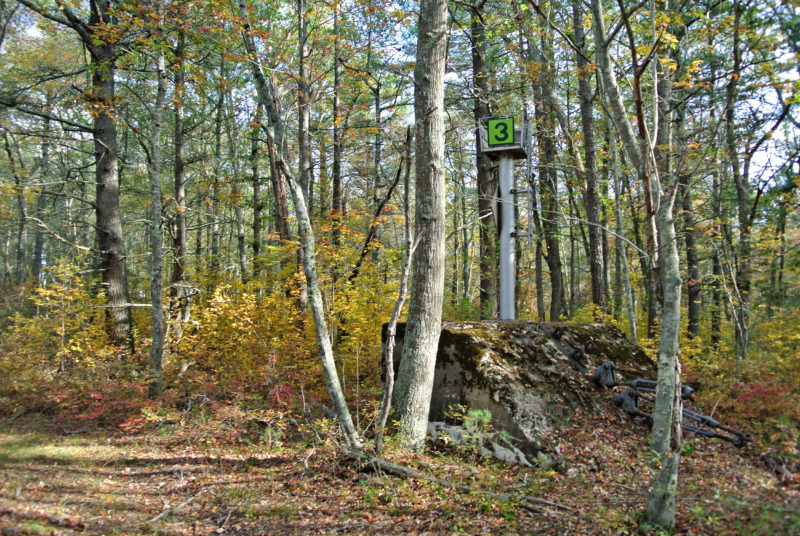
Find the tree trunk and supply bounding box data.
[297,0,311,201]
[591,0,682,527]
[540,115,563,321]
[2,132,27,285]
[239,0,358,447]
[13,0,131,344]
[32,112,51,285]
[679,162,700,339]
[645,193,683,528]
[148,46,167,396]
[210,83,224,281]
[90,2,132,350]
[269,149,291,243]
[393,0,449,448]
[170,29,190,323]
[608,123,637,344]
[725,0,751,360]
[370,68,383,265]
[460,176,470,303]
[572,0,606,313]
[223,90,248,282]
[331,5,342,245]
[252,104,264,279]
[471,4,497,318]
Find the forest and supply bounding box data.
[0,0,798,533]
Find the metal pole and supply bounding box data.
[499,156,515,320]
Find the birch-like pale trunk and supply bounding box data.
[32,110,52,285]
[238,0,359,448]
[608,124,637,344]
[393,0,448,448]
[591,0,682,528]
[148,46,167,396]
[2,132,27,285]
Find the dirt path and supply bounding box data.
[1,413,798,535]
[0,421,535,535]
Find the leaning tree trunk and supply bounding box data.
[238,0,358,448]
[393,0,449,448]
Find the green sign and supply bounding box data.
[487,117,515,147]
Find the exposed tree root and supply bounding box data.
[343,449,572,515]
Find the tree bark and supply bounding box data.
[90,0,132,351]
[170,28,190,323]
[331,4,342,245]
[393,0,449,448]
[12,0,132,347]
[591,0,683,527]
[32,111,51,285]
[724,0,751,360]
[2,132,27,285]
[471,3,497,318]
[572,0,606,313]
[238,0,358,448]
[148,46,167,396]
[252,104,264,279]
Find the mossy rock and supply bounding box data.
[384,321,654,456]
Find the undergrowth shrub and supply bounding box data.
[3,258,115,373]
[685,306,800,450]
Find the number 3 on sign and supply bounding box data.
[487,117,514,147]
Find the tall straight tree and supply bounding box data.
[571,0,606,313]
[170,27,190,323]
[470,0,497,318]
[16,0,133,350]
[146,41,167,395]
[393,0,449,448]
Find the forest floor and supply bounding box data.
[0,397,798,535]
